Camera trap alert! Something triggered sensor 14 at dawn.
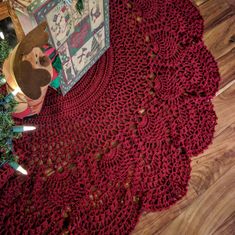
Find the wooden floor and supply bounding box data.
[133,0,235,234]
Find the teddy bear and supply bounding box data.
[3,22,61,119]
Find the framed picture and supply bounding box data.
[28,0,110,95]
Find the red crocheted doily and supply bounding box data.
[0,0,220,234]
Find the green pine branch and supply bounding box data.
[0,93,21,164]
[0,40,11,67]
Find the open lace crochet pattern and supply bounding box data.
[0,0,220,234]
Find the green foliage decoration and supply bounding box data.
[0,39,20,165]
[0,39,11,67]
[0,91,21,164]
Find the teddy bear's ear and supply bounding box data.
[17,21,49,56]
[18,61,51,100]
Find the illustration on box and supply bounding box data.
[46,4,73,48]
[72,27,105,73]
[28,0,109,95]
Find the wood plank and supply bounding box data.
[134,1,235,234]
[192,0,209,7]
[189,87,235,195]
[190,124,235,194]
[133,84,235,234]
[195,0,235,90]
[0,2,9,21]
[7,3,25,41]
[227,0,235,7]
[0,2,25,41]
[133,124,235,234]
[217,48,235,90]
[212,213,235,235]
[199,0,232,30]
[160,165,235,235]
[213,83,235,136]
[203,14,235,59]
[133,185,198,235]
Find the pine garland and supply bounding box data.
[0,81,21,164]
[0,39,20,165]
[0,40,11,67]
[0,39,34,174]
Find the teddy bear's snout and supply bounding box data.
[39,55,50,67]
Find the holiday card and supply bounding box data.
[28,0,110,95]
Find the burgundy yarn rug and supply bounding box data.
[0,0,220,234]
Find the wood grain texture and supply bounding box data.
[0,2,25,41]
[217,48,235,90]
[193,0,208,6]
[160,165,235,235]
[7,3,25,41]
[199,0,231,30]
[133,1,235,234]
[0,2,9,21]
[204,15,235,60]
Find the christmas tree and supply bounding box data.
[0,39,35,174]
[0,82,20,162]
[0,40,11,67]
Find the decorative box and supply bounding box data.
[27,0,110,95]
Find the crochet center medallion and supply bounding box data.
[0,0,220,234]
